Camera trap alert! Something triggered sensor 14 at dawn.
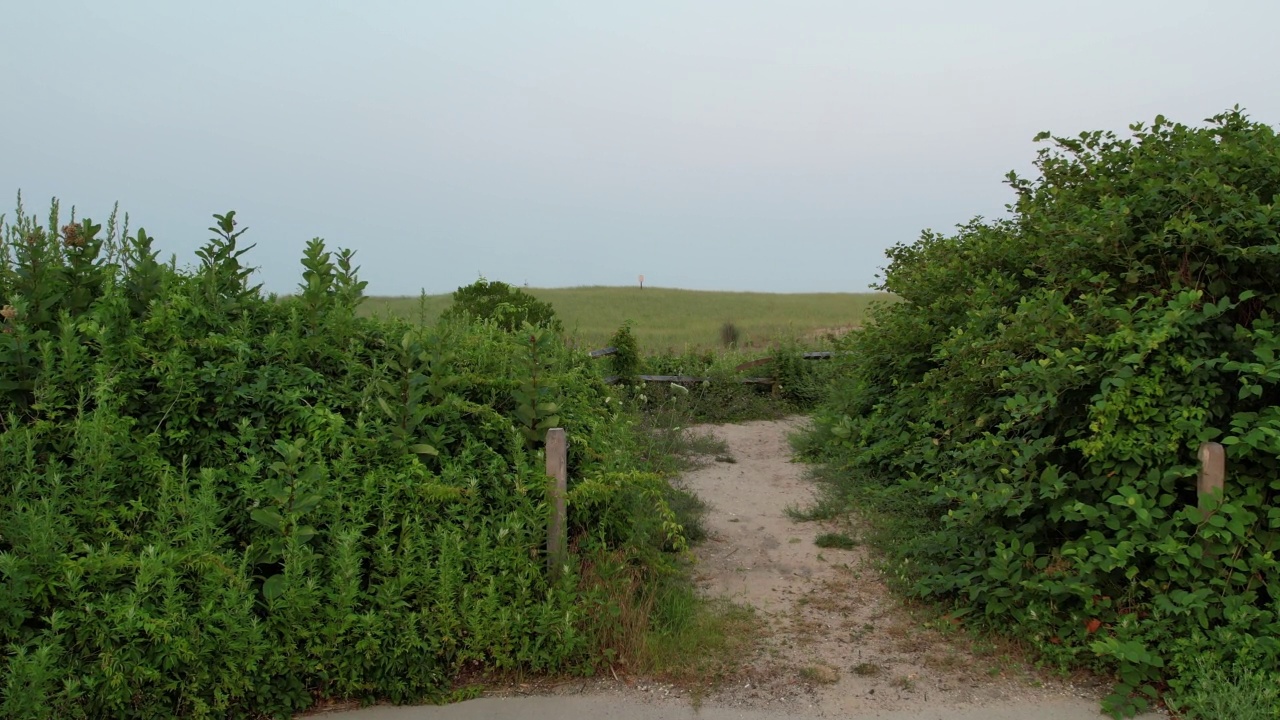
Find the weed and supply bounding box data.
[719,321,741,347]
[639,579,760,686]
[682,432,730,459]
[799,665,840,684]
[814,533,857,550]
[1173,655,1280,720]
[923,652,965,672]
[852,662,881,676]
[666,485,710,544]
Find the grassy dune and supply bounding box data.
[361,286,893,351]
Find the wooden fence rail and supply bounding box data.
[601,374,775,386]
[589,347,843,387]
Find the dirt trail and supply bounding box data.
[672,417,1162,717]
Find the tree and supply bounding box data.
[440,279,563,332]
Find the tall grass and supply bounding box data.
[361,286,893,351]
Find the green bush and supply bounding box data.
[770,342,838,409]
[801,109,1280,716]
[440,279,563,333]
[0,201,682,719]
[607,320,641,384]
[639,350,781,424]
[629,346,834,424]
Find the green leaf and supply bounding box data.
[262,573,286,600]
[376,397,395,419]
[409,443,438,456]
[291,492,323,515]
[250,508,284,533]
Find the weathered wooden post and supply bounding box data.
[1197,441,1225,510]
[545,428,568,579]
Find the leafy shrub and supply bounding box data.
[608,320,641,384]
[801,109,1280,716]
[0,201,682,719]
[441,278,563,333]
[629,345,833,424]
[770,342,838,409]
[638,350,781,424]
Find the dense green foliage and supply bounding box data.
[0,201,684,718]
[635,345,837,424]
[802,109,1280,716]
[607,321,641,385]
[440,279,563,333]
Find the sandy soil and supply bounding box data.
[665,416,1162,717]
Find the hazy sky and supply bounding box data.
[5,1,1279,295]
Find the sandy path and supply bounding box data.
[674,417,1164,718]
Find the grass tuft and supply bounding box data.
[640,580,760,686]
[814,533,858,550]
[799,664,841,684]
[719,320,741,348]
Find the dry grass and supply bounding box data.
[799,664,841,684]
[852,662,882,676]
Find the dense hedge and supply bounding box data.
[0,205,681,718]
[802,109,1280,715]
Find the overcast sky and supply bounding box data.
[5,1,1279,295]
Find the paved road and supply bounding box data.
[322,695,1163,719]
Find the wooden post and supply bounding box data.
[545,428,568,579]
[1198,441,1225,510]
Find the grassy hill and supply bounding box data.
[360,287,893,351]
